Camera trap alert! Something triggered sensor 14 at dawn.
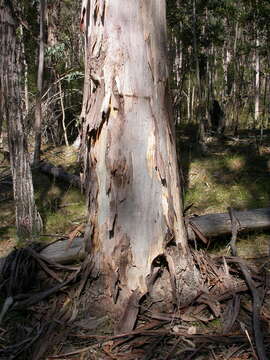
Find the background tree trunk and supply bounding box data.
[34,0,45,164]
[192,0,206,149]
[80,0,201,328]
[20,25,29,116]
[0,1,42,242]
[254,34,260,126]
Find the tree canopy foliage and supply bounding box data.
[167,0,270,132]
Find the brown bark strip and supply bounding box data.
[27,248,63,283]
[228,207,267,360]
[116,289,141,333]
[12,271,79,311]
[188,220,209,244]
[222,295,241,333]
[72,330,270,346]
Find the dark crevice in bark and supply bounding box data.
[109,213,117,239]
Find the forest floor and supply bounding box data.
[1,128,270,257]
[178,126,270,262]
[178,126,270,214]
[0,144,86,258]
[0,128,270,359]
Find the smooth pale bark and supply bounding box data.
[80,0,201,320]
[0,2,42,242]
[187,75,191,121]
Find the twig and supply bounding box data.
[188,221,209,245]
[47,345,94,358]
[164,338,181,360]
[185,345,205,360]
[143,336,164,360]
[40,234,66,238]
[224,344,247,360]
[241,324,258,360]
[58,202,80,208]
[12,267,80,310]
[0,326,43,359]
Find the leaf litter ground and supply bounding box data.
[0,133,270,359]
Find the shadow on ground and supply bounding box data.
[177,124,270,215]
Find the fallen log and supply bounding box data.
[0,161,82,201]
[0,237,85,274]
[1,208,270,274]
[187,207,270,239]
[41,237,85,263]
[38,161,82,188]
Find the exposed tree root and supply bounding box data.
[0,207,269,359]
[0,243,269,359]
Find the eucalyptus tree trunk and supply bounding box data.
[0,1,42,242]
[232,21,239,133]
[47,0,64,145]
[20,25,29,116]
[254,35,260,126]
[34,0,45,164]
[47,0,60,46]
[168,0,183,125]
[192,0,206,148]
[262,75,268,132]
[80,0,201,330]
[223,46,230,102]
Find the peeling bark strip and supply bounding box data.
[80,0,201,326]
[0,1,42,242]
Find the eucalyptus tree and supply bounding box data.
[79,0,201,330]
[33,0,45,164]
[0,0,42,242]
